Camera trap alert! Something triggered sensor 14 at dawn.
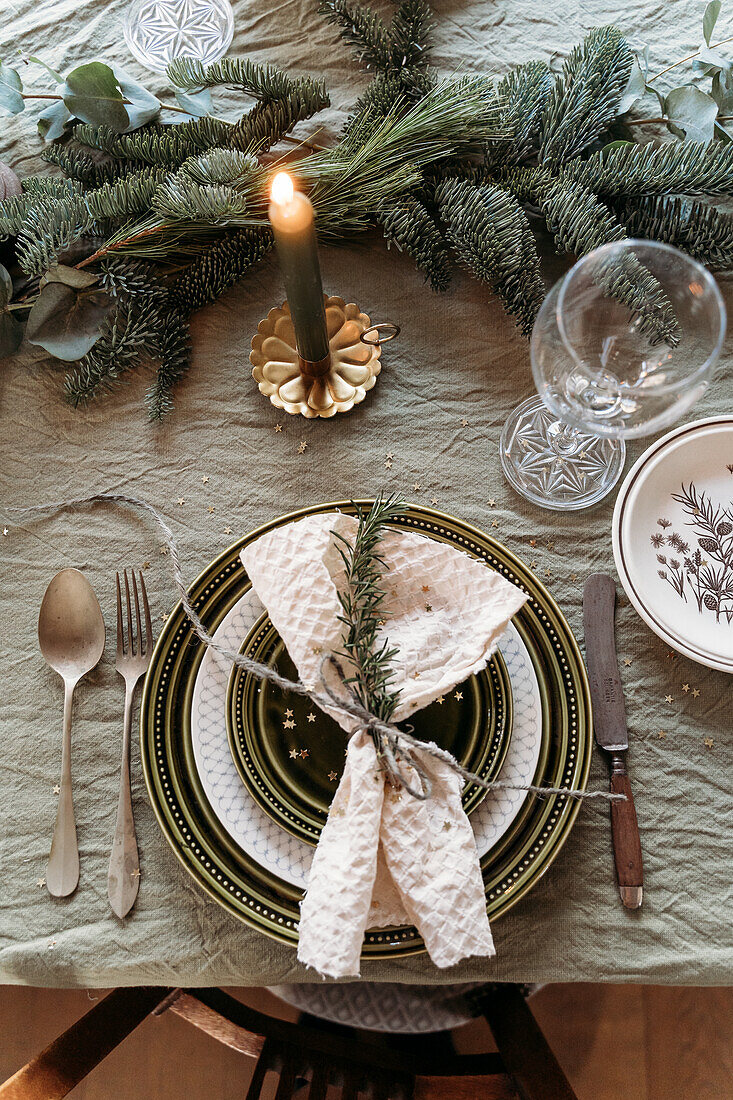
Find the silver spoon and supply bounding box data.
[38,568,105,897]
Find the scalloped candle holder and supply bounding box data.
[250,295,382,418]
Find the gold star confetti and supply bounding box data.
[143,561,150,570]
[530,539,537,547]
[289,749,299,759]
[47,939,56,949]
[492,520,499,528]
[682,683,690,693]
[377,618,386,627]
[454,691,463,701]
[443,820,452,831]
[300,749,310,759]
[544,568,551,578]
[430,496,438,505]
[666,651,676,659]
[208,505,215,514]
[201,475,209,484]
[530,560,537,569]
[425,603,433,612]
[159,546,169,556]
[386,452,394,460]
[384,459,393,469]
[274,423,283,432]
[327,771,338,781]
[298,440,307,454]
[412,671,421,679]
[413,482,422,491]
[657,730,667,739]
[704,737,714,749]
[547,541,555,551]
[52,784,60,795]
[283,718,295,730]
[692,688,700,698]
[2,527,8,536]
[160,612,168,622]
[36,878,45,888]
[307,712,316,723]
[285,708,294,718]
[488,498,496,507]
[664,694,673,704]
[312,645,322,655]
[623,658,632,666]
[460,417,469,427]
[176,497,185,506]
[422,584,430,592]
[436,696,445,705]
[224,525,232,535]
[570,572,578,582]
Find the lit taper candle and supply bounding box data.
[268,171,330,369]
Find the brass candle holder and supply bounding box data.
[250,295,399,419]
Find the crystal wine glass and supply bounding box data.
[500,240,726,510]
[124,0,234,75]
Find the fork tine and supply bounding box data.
[115,572,124,655]
[131,570,142,657]
[124,569,133,656]
[139,572,153,656]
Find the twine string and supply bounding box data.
[5,492,626,804]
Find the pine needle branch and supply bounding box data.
[333,493,406,723]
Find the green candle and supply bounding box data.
[268,172,330,365]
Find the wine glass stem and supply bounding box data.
[546,420,583,456]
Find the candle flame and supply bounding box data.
[271,171,294,205]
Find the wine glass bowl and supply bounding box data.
[500,240,726,511]
[534,240,726,439]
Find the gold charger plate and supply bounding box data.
[140,501,592,958]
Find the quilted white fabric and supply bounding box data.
[240,511,527,977]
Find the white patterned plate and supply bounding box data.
[191,587,542,888]
[613,415,733,672]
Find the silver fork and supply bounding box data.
[108,569,153,919]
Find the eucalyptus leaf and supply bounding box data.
[0,61,24,115]
[703,0,722,46]
[63,62,129,131]
[37,98,72,141]
[692,47,731,75]
[0,262,13,309]
[664,85,718,143]
[112,65,161,130]
[712,67,733,112]
[0,312,23,359]
[26,282,112,361]
[174,87,212,118]
[618,58,647,114]
[40,264,99,290]
[28,56,63,83]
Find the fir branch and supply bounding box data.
[168,227,272,314]
[319,0,393,71]
[378,194,452,289]
[388,0,434,72]
[227,83,330,153]
[41,145,119,187]
[333,493,406,723]
[166,56,295,100]
[64,297,164,405]
[565,140,733,197]
[97,256,163,297]
[145,306,191,420]
[73,118,233,168]
[615,195,733,269]
[436,178,546,335]
[151,177,252,223]
[179,149,260,185]
[493,60,554,166]
[539,176,626,255]
[539,25,633,166]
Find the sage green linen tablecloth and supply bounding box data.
[0,0,731,989]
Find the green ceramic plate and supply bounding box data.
[226,612,513,845]
[140,501,592,958]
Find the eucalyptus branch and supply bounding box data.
[647,33,733,83]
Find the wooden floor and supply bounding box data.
[1,984,731,1099]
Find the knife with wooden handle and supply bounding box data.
[583,573,644,909]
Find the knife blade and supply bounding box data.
[583,573,644,910]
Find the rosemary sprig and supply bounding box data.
[333,494,406,725]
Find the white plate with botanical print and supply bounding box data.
[190,583,543,891]
[613,415,733,672]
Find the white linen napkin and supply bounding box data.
[240,512,527,977]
